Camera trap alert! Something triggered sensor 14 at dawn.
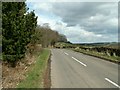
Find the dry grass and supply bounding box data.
[2,44,43,88]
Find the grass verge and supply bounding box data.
[17,49,50,88]
[73,49,120,64]
[0,53,2,60]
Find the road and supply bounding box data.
[51,49,119,88]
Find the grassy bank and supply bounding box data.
[73,48,120,64]
[0,54,2,60]
[17,49,50,88]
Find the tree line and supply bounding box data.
[2,2,67,67]
[35,24,67,47]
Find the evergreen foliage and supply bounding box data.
[2,2,37,66]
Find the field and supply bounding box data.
[55,42,120,63]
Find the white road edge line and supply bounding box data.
[64,52,69,55]
[72,57,87,67]
[105,78,120,88]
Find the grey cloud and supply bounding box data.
[26,1,118,43]
[51,2,118,37]
[52,2,116,24]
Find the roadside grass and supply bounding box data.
[17,49,50,88]
[0,54,1,61]
[0,35,2,45]
[73,48,120,63]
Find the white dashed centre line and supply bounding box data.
[64,52,69,55]
[105,78,120,88]
[72,57,87,67]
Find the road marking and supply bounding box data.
[72,57,87,67]
[105,78,120,88]
[64,52,69,55]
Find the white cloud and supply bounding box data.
[26,0,119,2]
[64,25,105,43]
[105,18,118,27]
[26,2,118,43]
[32,2,52,12]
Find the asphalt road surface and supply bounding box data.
[51,49,119,88]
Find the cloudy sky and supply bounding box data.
[26,0,118,43]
